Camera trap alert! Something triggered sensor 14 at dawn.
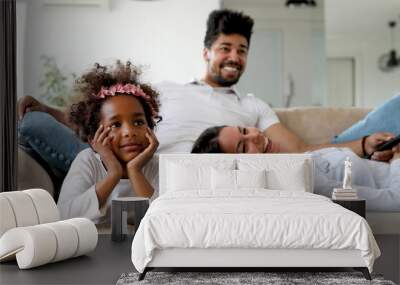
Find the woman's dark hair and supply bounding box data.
[191,126,225,153]
[69,61,161,142]
[204,9,254,49]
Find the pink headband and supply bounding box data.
[94,83,150,100]
[94,83,158,118]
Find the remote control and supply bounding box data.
[365,134,400,159]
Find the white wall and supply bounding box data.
[19,0,220,99]
[325,0,400,107]
[21,0,399,108]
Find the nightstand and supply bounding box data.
[111,197,149,242]
[332,199,366,218]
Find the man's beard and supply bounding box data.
[210,61,243,87]
[211,73,241,87]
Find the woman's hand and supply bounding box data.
[391,145,400,162]
[127,128,159,173]
[90,125,123,178]
[365,132,395,161]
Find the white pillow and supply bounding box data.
[166,159,235,192]
[238,156,312,192]
[237,169,267,189]
[168,163,210,191]
[211,168,267,190]
[267,165,307,191]
[211,168,236,190]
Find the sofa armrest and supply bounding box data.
[18,148,54,197]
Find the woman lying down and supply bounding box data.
[191,126,400,212]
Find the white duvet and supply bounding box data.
[131,190,380,273]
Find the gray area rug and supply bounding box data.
[116,272,396,285]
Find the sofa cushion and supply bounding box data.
[274,107,370,144]
[332,95,400,143]
[18,148,54,196]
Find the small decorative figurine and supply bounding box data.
[342,157,352,190]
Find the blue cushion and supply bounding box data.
[332,94,400,143]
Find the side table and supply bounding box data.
[111,197,149,242]
[332,199,366,218]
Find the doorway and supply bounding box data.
[327,57,355,107]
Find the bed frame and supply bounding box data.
[138,154,373,281]
[140,248,370,280]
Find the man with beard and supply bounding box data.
[18,9,393,181]
[131,9,393,158]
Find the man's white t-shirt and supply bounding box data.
[154,81,279,153]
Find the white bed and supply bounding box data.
[131,154,380,280]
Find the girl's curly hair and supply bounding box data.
[69,61,161,142]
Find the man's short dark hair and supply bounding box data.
[204,9,254,49]
[191,126,225,153]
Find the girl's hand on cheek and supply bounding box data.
[127,128,159,172]
[90,124,123,178]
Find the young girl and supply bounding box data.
[57,61,160,224]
